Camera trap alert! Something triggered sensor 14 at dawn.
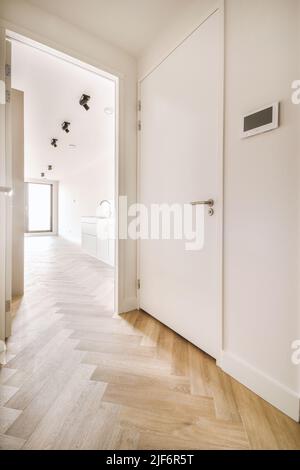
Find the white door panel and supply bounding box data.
[0,28,6,342]
[139,12,221,358]
[0,29,12,341]
[5,39,12,337]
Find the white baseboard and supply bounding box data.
[219,351,300,422]
[119,296,138,314]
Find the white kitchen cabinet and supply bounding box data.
[81,217,97,258]
[81,216,114,267]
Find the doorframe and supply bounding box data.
[3,29,121,315]
[136,1,225,361]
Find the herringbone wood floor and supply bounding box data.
[0,236,299,450]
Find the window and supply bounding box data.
[26,182,53,233]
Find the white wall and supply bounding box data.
[139,0,300,420]
[12,40,115,244]
[59,167,114,244]
[223,0,299,419]
[0,0,137,313]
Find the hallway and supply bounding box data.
[0,237,299,450]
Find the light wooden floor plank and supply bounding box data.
[0,433,25,450]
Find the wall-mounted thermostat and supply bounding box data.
[242,102,279,138]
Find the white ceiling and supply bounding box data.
[12,40,115,181]
[25,0,195,57]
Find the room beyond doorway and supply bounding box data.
[9,31,119,313]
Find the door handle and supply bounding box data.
[190,199,214,207]
[0,186,13,195]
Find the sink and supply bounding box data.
[97,200,113,219]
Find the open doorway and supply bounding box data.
[9,32,118,316]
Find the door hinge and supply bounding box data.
[137,279,141,290]
[5,64,11,78]
[138,120,141,131]
[6,90,10,103]
[138,100,141,112]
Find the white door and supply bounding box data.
[0,29,12,342]
[139,11,222,359]
[5,39,12,338]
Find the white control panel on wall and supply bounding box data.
[242,102,279,138]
